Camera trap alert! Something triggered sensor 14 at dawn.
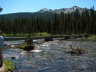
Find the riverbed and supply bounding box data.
[2,39,96,72]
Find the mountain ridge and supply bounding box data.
[1,6,88,15]
[38,6,85,13]
[0,6,92,19]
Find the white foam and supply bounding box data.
[31,50,42,52]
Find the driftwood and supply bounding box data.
[18,44,35,51]
[19,35,34,51]
[66,45,86,55]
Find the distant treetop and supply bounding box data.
[0,6,3,12]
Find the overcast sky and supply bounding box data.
[0,0,96,14]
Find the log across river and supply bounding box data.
[4,34,88,41]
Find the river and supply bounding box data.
[2,39,96,72]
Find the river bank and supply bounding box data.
[0,64,5,72]
[0,60,14,72]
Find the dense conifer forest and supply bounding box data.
[0,7,96,35]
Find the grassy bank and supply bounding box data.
[88,35,96,41]
[3,60,15,72]
[2,32,50,37]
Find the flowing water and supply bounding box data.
[2,39,96,72]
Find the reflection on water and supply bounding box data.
[2,40,96,72]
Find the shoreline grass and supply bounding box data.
[2,32,50,37]
[88,35,96,41]
[3,60,15,72]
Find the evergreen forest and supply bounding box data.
[0,8,96,35]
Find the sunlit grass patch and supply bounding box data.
[3,60,15,72]
[34,32,50,36]
[2,32,50,37]
[88,35,96,41]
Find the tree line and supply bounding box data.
[0,7,96,35]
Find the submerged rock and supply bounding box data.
[11,55,19,59]
[44,37,53,42]
[20,51,30,54]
